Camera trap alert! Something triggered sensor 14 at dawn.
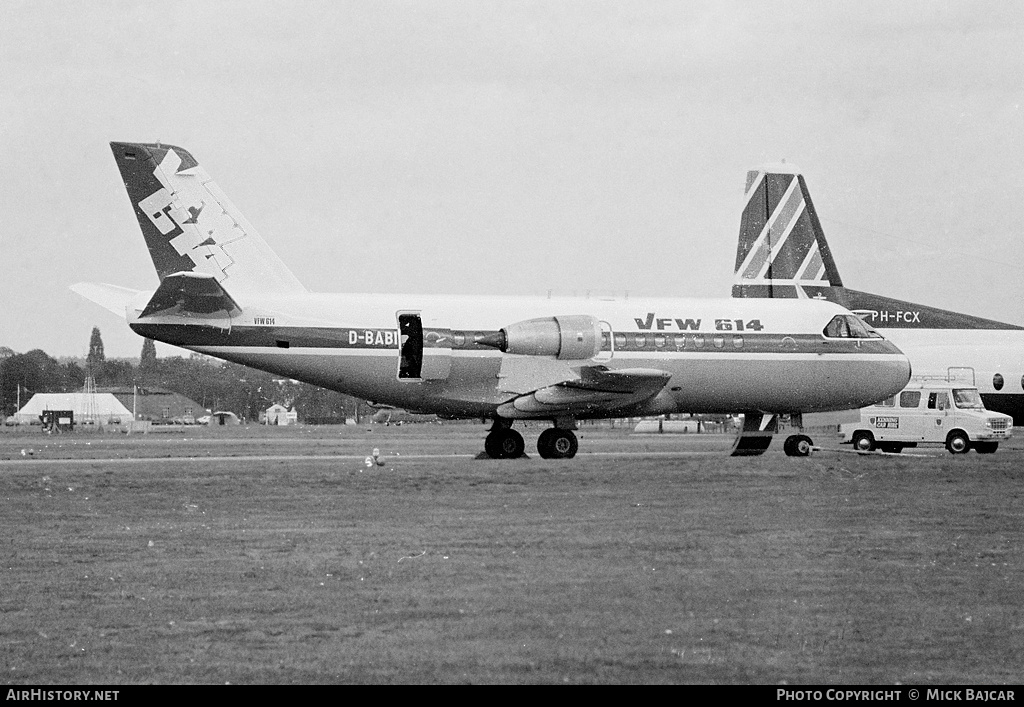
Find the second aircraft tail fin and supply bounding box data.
[732,165,842,300]
[731,165,1023,330]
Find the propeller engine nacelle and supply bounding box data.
[477,315,603,360]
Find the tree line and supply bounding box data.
[0,328,367,422]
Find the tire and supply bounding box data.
[784,434,813,457]
[537,429,555,458]
[485,429,525,459]
[974,441,998,454]
[851,431,875,452]
[945,431,970,455]
[484,431,501,458]
[538,429,577,459]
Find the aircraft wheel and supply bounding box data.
[945,431,970,455]
[538,429,577,459]
[794,435,813,456]
[537,429,556,458]
[851,431,875,453]
[783,434,813,456]
[485,429,525,459]
[974,441,998,454]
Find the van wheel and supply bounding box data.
[851,431,875,452]
[974,441,998,454]
[945,431,970,454]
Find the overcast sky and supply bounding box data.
[2,0,1023,358]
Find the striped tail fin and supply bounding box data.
[731,165,1023,331]
[110,142,306,295]
[732,165,842,300]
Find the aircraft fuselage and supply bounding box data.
[127,292,909,419]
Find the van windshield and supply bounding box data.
[952,388,985,410]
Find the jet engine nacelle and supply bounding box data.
[490,314,603,360]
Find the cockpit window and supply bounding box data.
[952,388,985,410]
[823,314,882,339]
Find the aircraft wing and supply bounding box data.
[139,271,242,318]
[496,365,672,418]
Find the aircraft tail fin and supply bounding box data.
[732,165,842,300]
[730,166,1024,330]
[110,142,307,295]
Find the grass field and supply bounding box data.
[2,423,1023,684]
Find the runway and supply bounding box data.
[2,424,1022,683]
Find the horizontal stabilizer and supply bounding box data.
[140,271,241,319]
[69,282,142,318]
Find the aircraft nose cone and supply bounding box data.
[875,347,912,403]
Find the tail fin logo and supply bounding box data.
[137,149,237,282]
[112,142,306,295]
[732,168,840,299]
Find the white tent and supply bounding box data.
[264,404,297,425]
[14,393,132,425]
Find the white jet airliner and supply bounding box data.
[73,143,910,457]
[732,164,1024,425]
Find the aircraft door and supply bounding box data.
[592,321,614,363]
[397,312,451,381]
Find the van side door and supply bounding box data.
[898,389,924,441]
[927,391,951,437]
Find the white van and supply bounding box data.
[840,382,1013,454]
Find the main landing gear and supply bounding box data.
[483,423,525,459]
[537,428,578,459]
[483,419,579,459]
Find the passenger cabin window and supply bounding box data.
[823,315,882,339]
[899,391,921,408]
[654,334,666,348]
[927,392,950,410]
[674,334,686,349]
[614,333,626,349]
[993,373,1005,391]
[634,334,646,348]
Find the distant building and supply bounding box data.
[263,404,298,425]
[102,386,206,424]
[370,407,438,425]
